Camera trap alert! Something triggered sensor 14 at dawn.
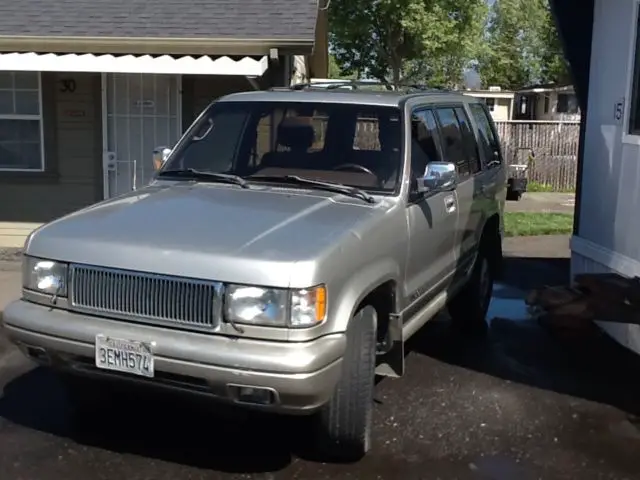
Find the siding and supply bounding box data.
[577,0,640,262]
[0,72,102,229]
[182,75,257,128]
[571,0,640,353]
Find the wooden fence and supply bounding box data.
[315,118,580,191]
[495,120,580,191]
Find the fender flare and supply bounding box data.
[332,258,401,333]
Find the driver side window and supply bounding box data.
[410,109,443,178]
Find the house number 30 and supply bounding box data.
[60,79,77,93]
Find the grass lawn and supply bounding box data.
[503,212,574,237]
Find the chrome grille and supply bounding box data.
[69,264,221,330]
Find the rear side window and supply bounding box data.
[469,103,502,166]
[454,107,481,174]
[434,107,469,176]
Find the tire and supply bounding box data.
[313,305,377,462]
[448,245,494,334]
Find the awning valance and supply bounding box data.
[0,52,269,76]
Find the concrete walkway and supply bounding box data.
[505,192,575,214]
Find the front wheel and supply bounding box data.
[312,305,377,462]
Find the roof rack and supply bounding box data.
[270,80,448,93]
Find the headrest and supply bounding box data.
[277,117,315,150]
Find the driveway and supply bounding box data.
[1,237,639,479]
[505,192,575,214]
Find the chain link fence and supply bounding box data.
[495,120,580,192]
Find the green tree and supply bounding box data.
[328,54,356,79]
[329,0,487,87]
[477,0,570,89]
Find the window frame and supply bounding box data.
[453,106,482,175]
[0,71,46,172]
[409,107,445,168]
[624,0,640,143]
[469,102,503,168]
[432,104,473,179]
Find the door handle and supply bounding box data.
[444,195,456,213]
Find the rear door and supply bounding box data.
[433,106,483,273]
[469,102,507,205]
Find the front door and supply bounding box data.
[404,108,459,308]
[103,73,182,198]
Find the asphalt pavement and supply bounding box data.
[1,237,640,479]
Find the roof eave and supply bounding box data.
[0,35,315,56]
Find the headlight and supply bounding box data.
[224,284,326,328]
[23,257,68,296]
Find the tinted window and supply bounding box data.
[434,107,469,176]
[470,103,502,166]
[410,109,442,178]
[163,101,403,193]
[454,107,481,174]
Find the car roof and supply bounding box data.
[217,83,484,108]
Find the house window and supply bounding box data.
[556,93,579,114]
[484,97,496,111]
[544,96,550,114]
[0,72,44,171]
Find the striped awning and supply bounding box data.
[0,52,269,76]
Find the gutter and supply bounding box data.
[0,36,315,56]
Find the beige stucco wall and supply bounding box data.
[0,71,281,248]
[0,72,102,247]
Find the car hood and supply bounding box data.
[26,183,390,287]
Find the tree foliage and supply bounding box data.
[328,0,487,88]
[328,0,570,90]
[477,0,570,89]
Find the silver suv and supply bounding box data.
[2,82,506,462]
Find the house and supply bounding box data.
[462,88,515,122]
[552,0,640,354]
[514,83,581,121]
[0,0,329,247]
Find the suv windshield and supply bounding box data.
[160,101,404,194]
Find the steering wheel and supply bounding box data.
[332,163,375,175]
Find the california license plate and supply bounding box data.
[95,335,154,378]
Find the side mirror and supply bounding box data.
[152,146,172,171]
[417,162,458,193]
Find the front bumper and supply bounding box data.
[1,300,346,414]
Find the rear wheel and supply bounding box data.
[448,246,494,334]
[313,305,377,462]
[506,188,522,201]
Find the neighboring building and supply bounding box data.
[0,0,329,247]
[514,83,581,121]
[463,88,516,121]
[552,0,640,354]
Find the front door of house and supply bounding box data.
[104,73,181,198]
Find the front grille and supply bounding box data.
[69,264,222,330]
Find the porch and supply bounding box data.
[0,58,292,247]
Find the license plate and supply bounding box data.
[95,335,154,378]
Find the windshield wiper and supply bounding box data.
[249,175,376,204]
[158,168,248,188]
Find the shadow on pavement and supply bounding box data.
[2,253,640,474]
[0,367,303,473]
[411,255,640,419]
